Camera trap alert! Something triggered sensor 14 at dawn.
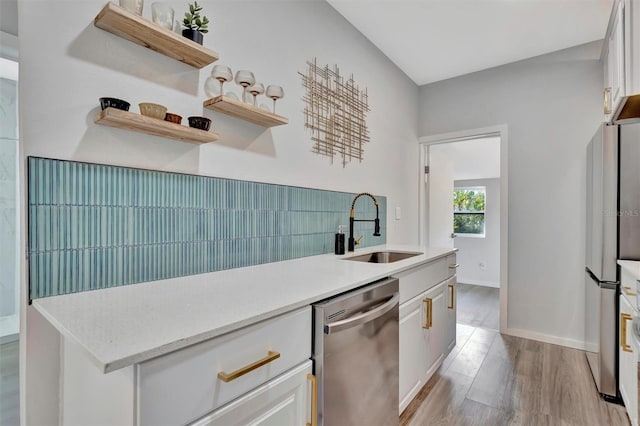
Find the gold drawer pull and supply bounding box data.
[217,350,281,382]
[423,298,433,329]
[448,263,460,269]
[623,286,637,296]
[306,374,317,426]
[448,284,455,310]
[621,313,633,353]
[604,87,612,115]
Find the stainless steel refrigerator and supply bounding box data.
[585,122,640,400]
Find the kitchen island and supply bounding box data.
[30,244,457,425]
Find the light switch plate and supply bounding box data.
[395,206,401,220]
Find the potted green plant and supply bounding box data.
[182,1,209,45]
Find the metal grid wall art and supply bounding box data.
[300,58,370,167]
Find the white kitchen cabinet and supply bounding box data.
[399,289,430,412]
[604,0,640,122]
[620,287,639,426]
[399,282,447,413]
[604,0,625,119]
[422,280,447,375]
[624,0,640,96]
[191,360,314,426]
[137,307,311,426]
[58,306,313,426]
[398,254,457,413]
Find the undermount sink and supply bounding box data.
[342,251,423,264]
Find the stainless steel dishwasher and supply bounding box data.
[312,277,399,426]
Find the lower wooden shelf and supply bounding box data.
[94,108,220,144]
[203,96,288,127]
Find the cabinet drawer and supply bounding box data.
[191,360,313,426]
[621,266,638,309]
[137,307,312,426]
[398,253,457,304]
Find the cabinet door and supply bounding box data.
[192,361,314,426]
[399,293,429,412]
[423,281,446,377]
[444,276,457,354]
[399,280,448,413]
[607,1,626,115]
[619,295,638,426]
[624,0,640,95]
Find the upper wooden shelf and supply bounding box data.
[94,108,220,144]
[203,96,289,128]
[94,2,219,68]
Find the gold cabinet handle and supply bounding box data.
[623,286,637,296]
[306,374,317,426]
[448,263,460,269]
[604,87,612,115]
[448,284,455,310]
[621,313,633,353]
[422,298,433,329]
[217,350,281,382]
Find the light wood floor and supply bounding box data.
[1,340,20,426]
[400,324,630,426]
[457,283,500,331]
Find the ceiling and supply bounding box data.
[0,0,612,84]
[434,137,501,181]
[327,0,613,85]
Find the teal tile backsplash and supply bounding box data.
[28,157,387,299]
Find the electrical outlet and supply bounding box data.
[479,262,486,270]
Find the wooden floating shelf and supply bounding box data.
[203,96,289,128]
[94,108,220,144]
[94,2,219,68]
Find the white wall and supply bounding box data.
[19,0,420,244]
[454,178,500,288]
[419,41,603,348]
[18,0,420,421]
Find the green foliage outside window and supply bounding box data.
[453,188,485,235]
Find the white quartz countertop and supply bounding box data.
[33,245,455,373]
[619,260,640,281]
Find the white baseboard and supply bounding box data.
[458,278,500,288]
[503,327,586,351]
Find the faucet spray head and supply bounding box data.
[374,218,381,236]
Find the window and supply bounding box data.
[453,187,485,236]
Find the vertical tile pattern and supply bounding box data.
[28,157,387,299]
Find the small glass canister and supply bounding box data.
[119,0,143,15]
[151,2,174,30]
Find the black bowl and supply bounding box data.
[188,116,212,131]
[99,97,130,111]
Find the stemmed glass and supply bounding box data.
[247,83,264,106]
[265,85,284,114]
[211,65,233,97]
[234,70,255,103]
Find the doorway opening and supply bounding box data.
[0,42,19,343]
[0,30,21,426]
[419,125,508,333]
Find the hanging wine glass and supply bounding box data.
[265,85,284,114]
[204,77,219,98]
[247,83,264,106]
[211,65,233,98]
[234,70,255,103]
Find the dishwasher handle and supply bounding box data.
[324,292,399,335]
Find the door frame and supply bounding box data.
[418,124,509,333]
